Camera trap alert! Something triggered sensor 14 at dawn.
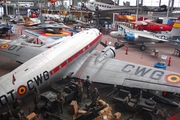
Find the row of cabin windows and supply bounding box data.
[94,4,112,8]
[50,44,90,75]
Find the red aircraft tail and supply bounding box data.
[172,16,180,28]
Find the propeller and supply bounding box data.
[100,41,124,49]
[100,42,107,47]
[115,43,124,49]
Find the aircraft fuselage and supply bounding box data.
[0,29,103,107]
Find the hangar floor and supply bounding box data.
[0,25,180,119]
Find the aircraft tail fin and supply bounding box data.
[39,15,45,24]
[169,17,180,36]
[23,16,34,24]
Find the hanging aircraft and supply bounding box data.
[0,28,179,108]
[110,25,168,51]
[131,19,175,32]
[142,5,168,12]
[84,1,138,12]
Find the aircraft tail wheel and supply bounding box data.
[140,45,146,51]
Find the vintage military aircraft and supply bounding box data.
[131,19,175,32]
[9,15,25,24]
[0,34,70,52]
[0,28,179,108]
[110,25,168,51]
[23,16,41,26]
[84,1,137,12]
[38,22,71,34]
[142,5,168,12]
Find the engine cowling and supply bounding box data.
[95,46,116,63]
[95,6,99,11]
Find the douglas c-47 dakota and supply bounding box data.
[0,28,179,108]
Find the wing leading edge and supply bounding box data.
[0,43,44,63]
[75,50,180,93]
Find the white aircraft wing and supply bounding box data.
[97,7,137,12]
[75,50,180,93]
[131,21,148,25]
[136,32,168,42]
[0,42,45,63]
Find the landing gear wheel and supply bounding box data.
[161,35,167,40]
[142,112,153,120]
[140,45,146,51]
[6,31,8,37]
[145,99,155,106]
[115,103,125,112]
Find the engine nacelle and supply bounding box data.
[95,6,99,11]
[95,46,116,63]
[124,33,138,42]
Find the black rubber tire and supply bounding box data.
[145,99,155,106]
[140,45,146,51]
[142,112,153,120]
[115,103,125,112]
[161,35,167,40]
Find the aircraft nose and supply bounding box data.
[110,31,117,38]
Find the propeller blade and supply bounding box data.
[115,43,124,49]
[100,42,107,47]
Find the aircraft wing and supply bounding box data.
[97,7,138,12]
[0,42,45,63]
[136,32,168,42]
[75,50,180,93]
[131,21,147,25]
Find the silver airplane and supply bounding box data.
[0,28,179,108]
[0,35,70,47]
[38,22,71,34]
[85,1,137,12]
[110,24,168,51]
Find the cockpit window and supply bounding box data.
[90,2,94,4]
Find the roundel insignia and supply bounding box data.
[0,44,10,49]
[165,74,180,84]
[17,85,27,96]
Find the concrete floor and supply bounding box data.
[0,25,180,119]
